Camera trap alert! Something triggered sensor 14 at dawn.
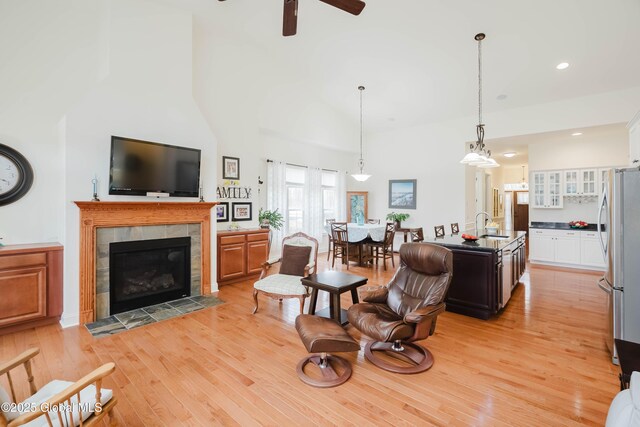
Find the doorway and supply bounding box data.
[513,191,529,234]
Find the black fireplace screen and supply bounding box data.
[109,237,191,314]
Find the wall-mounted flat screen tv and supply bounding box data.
[109,136,201,197]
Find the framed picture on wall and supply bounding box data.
[222,156,240,180]
[216,202,229,223]
[232,202,252,221]
[388,179,417,209]
[346,191,368,223]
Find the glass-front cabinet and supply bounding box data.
[581,169,598,196]
[532,171,563,208]
[564,170,579,195]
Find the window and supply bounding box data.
[285,166,305,234]
[321,171,338,225]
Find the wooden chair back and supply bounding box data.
[383,222,396,247]
[331,222,349,245]
[451,223,460,235]
[410,227,424,242]
[434,225,445,238]
[367,219,381,224]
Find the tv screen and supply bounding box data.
[109,136,201,197]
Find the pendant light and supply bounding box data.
[521,165,527,189]
[351,85,371,182]
[460,33,499,169]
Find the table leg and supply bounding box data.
[350,288,359,304]
[403,231,408,243]
[308,288,319,314]
[330,293,341,322]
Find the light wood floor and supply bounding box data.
[1,255,620,426]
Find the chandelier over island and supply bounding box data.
[460,33,499,169]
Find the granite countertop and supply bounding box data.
[530,221,605,232]
[423,229,526,253]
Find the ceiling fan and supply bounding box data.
[218,0,366,37]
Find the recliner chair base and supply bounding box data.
[364,341,434,374]
[296,353,352,388]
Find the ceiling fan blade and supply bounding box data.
[319,0,365,15]
[283,0,298,37]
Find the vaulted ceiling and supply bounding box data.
[159,0,640,133]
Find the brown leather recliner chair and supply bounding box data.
[347,243,453,374]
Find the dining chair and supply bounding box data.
[325,218,336,261]
[451,223,460,235]
[368,222,395,271]
[410,227,424,242]
[434,225,445,238]
[331,222,360,270]
[366,219,381,224]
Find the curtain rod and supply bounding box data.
[266,159,338,173]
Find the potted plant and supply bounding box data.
[386,212,410,229]
[258,209,284,230]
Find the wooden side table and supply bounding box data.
[615,339,640,390]
[302,271,368,325]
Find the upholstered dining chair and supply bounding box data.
[325,218,336,261]
[347,243,453,374]
[331,222,360,270]
[0,348,117,426]
[368,222,395,271]
[366,219,381,224]
[253,232,319,314]
[410,227,424,242]
[434,225,445,238]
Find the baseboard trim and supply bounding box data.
[60,313,80,328]
[529,260,605,273]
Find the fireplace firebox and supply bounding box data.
[109,237,191,315]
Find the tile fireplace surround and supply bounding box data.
[75,202,216,324]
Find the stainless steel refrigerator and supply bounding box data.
[598,167,640,364]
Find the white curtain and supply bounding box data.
[336,171,346,222]
[305,167,324,241]
[267,160,287,258]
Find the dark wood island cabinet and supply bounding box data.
[424,231,526,320]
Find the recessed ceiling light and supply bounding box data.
[503,152,517,158]
[572,132,583,136]
[496,94,507,101]
[556,62,570,70]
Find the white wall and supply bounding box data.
[0,0,217,327]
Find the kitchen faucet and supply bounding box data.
[475,211,492,236]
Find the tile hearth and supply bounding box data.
[85,295,223,338]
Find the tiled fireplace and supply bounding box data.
[75,202,216,324]
[95,225,201,320]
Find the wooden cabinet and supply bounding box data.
[0,243,63,335]
[532,171,563,209]
[217,229,269,285]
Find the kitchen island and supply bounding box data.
[423,230,527,320]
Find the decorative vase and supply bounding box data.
[395,220,401,230]
[260,219,270,229]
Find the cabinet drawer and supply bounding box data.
[557,230,579,238]
[582,231,599,239]
[247,232,269,242]
[530,229,556,237]
[219,235,245,245]
[0,253,47,270]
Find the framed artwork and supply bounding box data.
[232,202,252,221]
[222,156,240,180]
[216,202,229,223]
[346,191,368,224]
[388,179,417,209]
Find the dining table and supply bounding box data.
[325,223,386,267]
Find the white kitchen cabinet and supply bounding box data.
[581,231,607,269]
[529,230,556,262]
[531,171,563,209]
[554,231,581,264]
[563,168,598,196]
[529,228,606,269]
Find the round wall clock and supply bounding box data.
[0,144,34,206]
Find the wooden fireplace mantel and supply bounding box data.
[75,201,217,323]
